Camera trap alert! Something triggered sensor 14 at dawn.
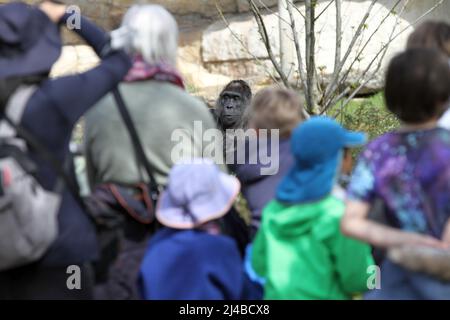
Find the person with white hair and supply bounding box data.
[110,5,179,68]
[83,4,227,299]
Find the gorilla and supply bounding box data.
[214,80,252,131]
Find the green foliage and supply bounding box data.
[233,93,399,220]
[330,92,400,158]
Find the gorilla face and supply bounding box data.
[215,80,252,131]
[220,90,245,128]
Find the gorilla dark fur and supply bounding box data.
[213,80,252,131]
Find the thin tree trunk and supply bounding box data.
[286,1,310,119]
[333,0,342,90]
[305,0,318,113]
[249,0,290,87]
[279,0,295,79]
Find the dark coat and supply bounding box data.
[139,227,260,300]
[231,137,294,237]
[20,14,131,266]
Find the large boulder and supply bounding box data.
[236,0,302,12]
[6,0,449,100]
[50,45,99,77]
[134,0,237,16]
[202,0,450,93]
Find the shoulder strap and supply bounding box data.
[111,87,160,199]
[0,86,87,209]
[0,85,36,138]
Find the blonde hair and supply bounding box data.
[248,86,304,137]
[111,4,178,66]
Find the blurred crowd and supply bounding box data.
[0,1,450,300]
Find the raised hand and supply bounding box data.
[39,1,67,23]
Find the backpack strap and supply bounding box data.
[111,87,161,201]
[0,85,36,139]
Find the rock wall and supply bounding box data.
[2,0,450,102]
[202,0,450,94]
[0,0,283,29]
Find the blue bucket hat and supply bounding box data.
[0,2,62,79]
[276,116,366,203]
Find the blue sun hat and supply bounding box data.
[276,116,367,203]
[156,158,240,229]
[0,2,62,79]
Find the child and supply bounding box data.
[406,21,450,129]
[139,158,259,300]
[251,117,374,300]
[231,87,304,239]
[342,48,450,299]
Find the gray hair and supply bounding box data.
[110,4,178,66]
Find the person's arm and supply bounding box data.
[244,244,266,287]
[39,7,131,126]
[330,223,374,295]
[341,201,445,249]
[341,145,445,249]
[251,226,267,279]
[41,1,110,56]
[59,12,109,57]
[39,1,66,23]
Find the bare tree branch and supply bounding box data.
[383,0,445,45]
[248,0,290,87]
[290,0,306,20]
[286,1,307,91]
[322,0,378,104]
[255,0,294,30]
[332,0,342,93]
[216,0,444,119]
[314,0,334,22]
[325,0,444,117]
[321,0,407,115]
[334,0,342,71]
[305,0,317,113]
[324,0,403,108]
[334,0,445,115]
[214,0,280,84]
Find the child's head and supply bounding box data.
[276,117,366,203]
[407,21,450,57]
[156,158,240,230]
[248,86,305,138]
[385,48,450,124]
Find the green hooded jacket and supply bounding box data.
[251,195,374,300]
